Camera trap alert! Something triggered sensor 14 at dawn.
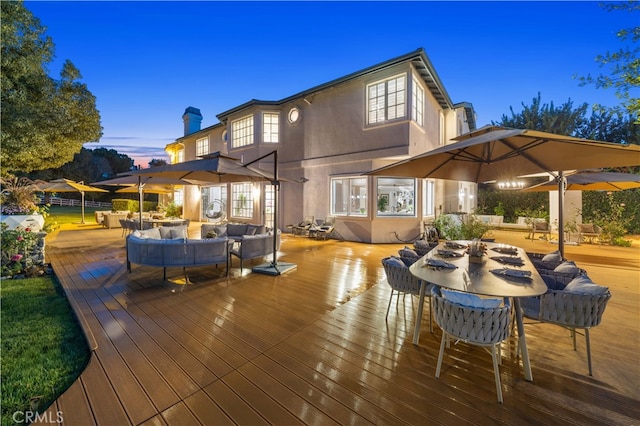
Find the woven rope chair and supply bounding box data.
[432,287,512,403]
[523,284,611,376]
[381,257,433,333]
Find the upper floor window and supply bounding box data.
[412,79,424,127]
[231,115,254,148]
[173,149,184,164]
[263,113,279,143]
[196,136,209,158]
[367,74,406,125]
[331,177,367,217]
[439,111,445,145]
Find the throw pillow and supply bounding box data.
[214,225,228,237]
[139,227,162,240]
[382,256,406,268]
[159,226,173,239]
[542,250,562,262]
[170,225,188,239]
[205,230,217,239]
[564,275,609,295]
[414,240,432,251]
[441,288,502,309]
[227,223,247,236]
[554,261,580,274]
[247,224,265,235]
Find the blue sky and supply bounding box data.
[24,1,636,167]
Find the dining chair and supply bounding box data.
[521,274,611,376]
[381,256,433,333]
[432,286,511,403]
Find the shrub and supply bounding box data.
[0,224,42,277]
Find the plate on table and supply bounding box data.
[490,256,525,266]
[437,249,464,258]
[491,246,518,255]
[490,268,532,280]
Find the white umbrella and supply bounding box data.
[370,126,640,256]
[523,170,640,192]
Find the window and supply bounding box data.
[173,189,183,207]
[231,115,254,148]
[439,111,445,145]
[331,177,367,216]
[231,183,253,218]
[412,79,424,126]
[422,179,435,217]
[173,149,184,164]
[196,136,209,158]
[376,178,415,216]
[367,74,406,125]
[263,113,279,143]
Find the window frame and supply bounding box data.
[412,78,424,127]
[375,177,416,217]
[422,179,435,218]
[330,177,368,217]
[230,182,254,219]
[366,73,406,125]
[196,136,209,158]
[231,115,254,148]
[262,112,279,143]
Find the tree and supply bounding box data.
[575,1,640,122]
[492,93,589,135]
[148,158,168,168]
[1,1,102,176]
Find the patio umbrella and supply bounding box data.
[130,151,275,183]
[522,170,640,192]
[129,151,296,275]
[41,178,109,224]
[92,175,199,228]
[115,185,173,194]
[369,125,640,256]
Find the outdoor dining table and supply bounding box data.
[409,240,548,381]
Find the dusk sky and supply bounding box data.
[24,1,636,168]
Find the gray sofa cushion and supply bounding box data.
[227,223,248,236]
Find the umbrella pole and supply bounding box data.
[557,171,565,258]
[81,191,86,224]
[246,150,296,276]
[139,177,144,230]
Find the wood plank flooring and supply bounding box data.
[37,225,640,425]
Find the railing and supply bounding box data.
[37,196,113,209]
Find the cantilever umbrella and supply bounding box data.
[369,126,640,256]
[41,178,109,224]
[523,170,640,192]
[129,151,296,275]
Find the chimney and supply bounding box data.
[182,107,202,136]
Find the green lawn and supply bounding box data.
[0,275,90,425]
[0,206,96,424]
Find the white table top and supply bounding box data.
[409,240,547,298]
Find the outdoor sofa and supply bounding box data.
[230,230,281,272]
[126,225,230,279]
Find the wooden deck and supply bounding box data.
[39,224,640,425]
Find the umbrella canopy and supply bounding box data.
[41,178,108,224]
[523,171,640,192]
[130,151,275,183]
[369,126,640,256]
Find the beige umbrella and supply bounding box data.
[523,170,640,192]
[41,178,109,224]
[115,185,174,194]
[370,126,640,256]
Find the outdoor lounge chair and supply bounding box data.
[577,223,602,244]
[314,216,335,240]
[432,286,511,403]
[291,216,314,237]
[529,220,551,240]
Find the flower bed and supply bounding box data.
[1,224,47,278]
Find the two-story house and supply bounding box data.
[163,48,477,243]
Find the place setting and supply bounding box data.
[490,267,533,282]
[422,258,458,270]
[490,255,525,266]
